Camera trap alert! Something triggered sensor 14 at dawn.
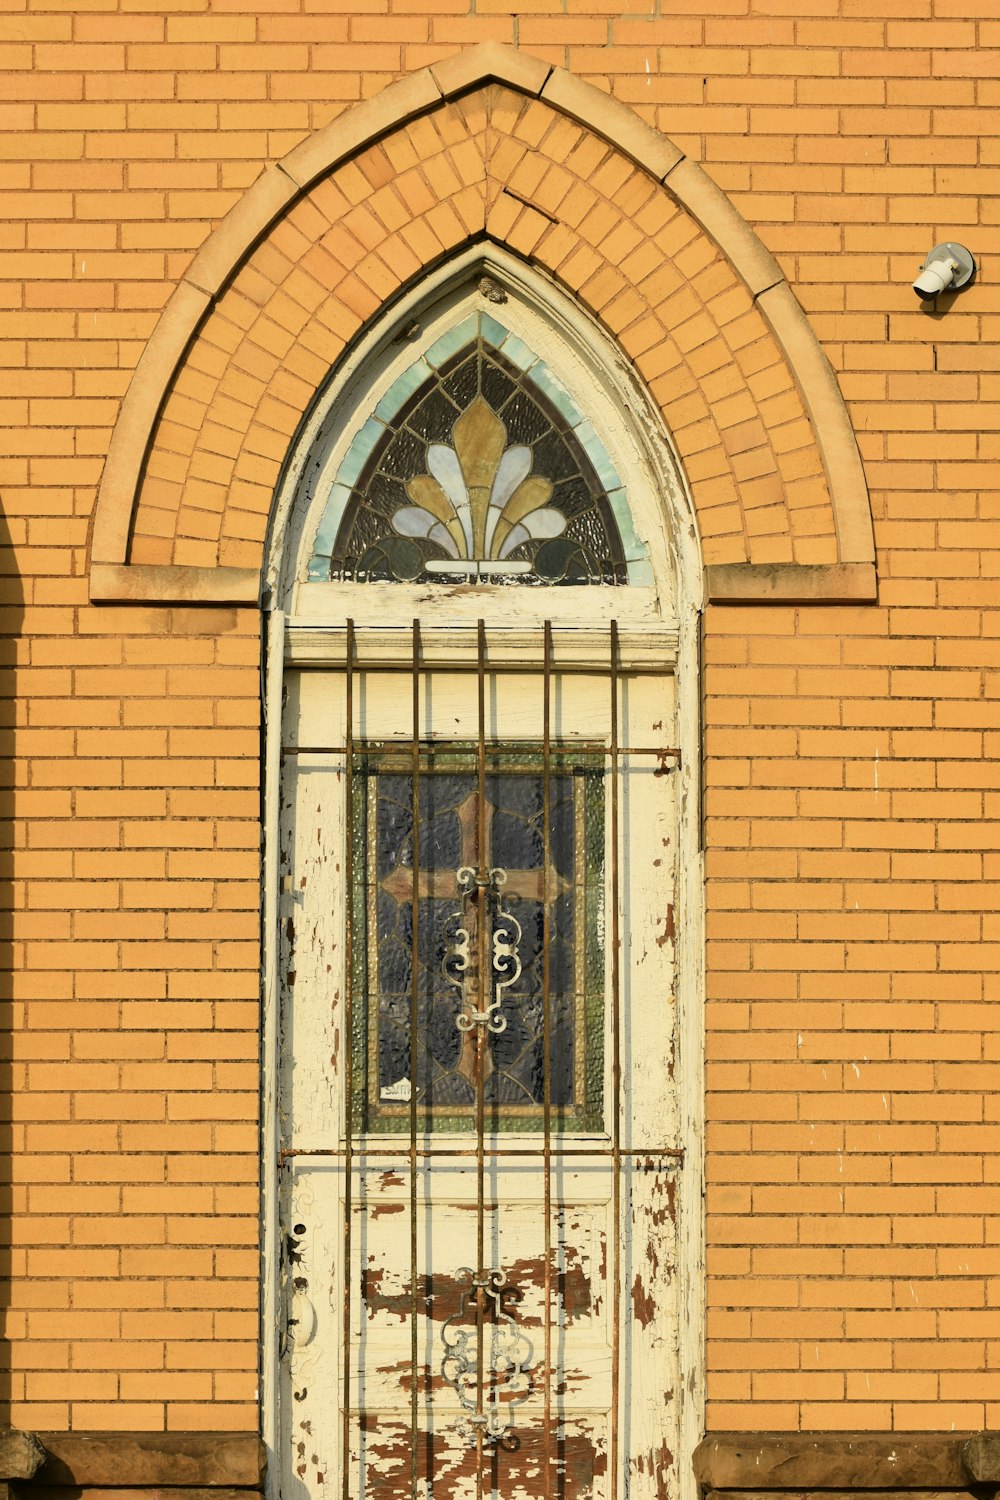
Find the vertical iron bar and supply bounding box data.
[475,618,488,1500]
[342,618,356,1500]
[410,619,421,1500]
[609,620,622,1500]
[542,621,554,1500]
[261,608,284,1473]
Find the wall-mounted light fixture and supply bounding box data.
[912,243,976,300]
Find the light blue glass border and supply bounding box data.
[307,312,650,583]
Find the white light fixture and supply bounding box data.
[912,242,976,300]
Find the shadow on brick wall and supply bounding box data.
[0,490,22,1425]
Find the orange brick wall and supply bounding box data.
[2,0,999,1438]
[2,604,262,1431]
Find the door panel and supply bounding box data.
[279,642,680,1500]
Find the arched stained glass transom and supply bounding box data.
[306,312,651,586]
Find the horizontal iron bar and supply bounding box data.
[279,1145,685,1161]
[291,659,676,677]
[283,743,681,760]
[285,625,680,677]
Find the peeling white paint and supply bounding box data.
[262,250,706,1500]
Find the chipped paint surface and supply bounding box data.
[351,1415,608,1500]
[278,663,682,1500]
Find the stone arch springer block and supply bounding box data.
[88,41,876,608]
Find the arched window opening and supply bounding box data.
[268,251,691,621]
[307,311,645,586]
[265,251,703,1500]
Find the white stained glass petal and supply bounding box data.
[427,445,473,556]
[522,508,566,540]
[497,522,529,560]
[392,505,438,539]
[428,522,460,558]
[489,447,532,509]
[498,507,566,559]
[485,447,532,555]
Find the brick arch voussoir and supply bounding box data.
[130,101,493,572]
[90,42,874,607]
[478,87,838,571]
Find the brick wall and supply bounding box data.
[2,603,262,1431]
[2,0,999,1439]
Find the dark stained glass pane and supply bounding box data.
[326,336,628,585]
[351,749,605,1133]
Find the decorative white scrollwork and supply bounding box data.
[440,1267,533,1446]
[439,854,533,1445]
[445,865,521,1036]
[443,867,473,991]
[490,868,523,1002]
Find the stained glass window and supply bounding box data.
[350,748,605,1133]
[307,314,650,585]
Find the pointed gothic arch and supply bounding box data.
[264,250,707,1500]
[267,245,697,623]
[88,42,875,608]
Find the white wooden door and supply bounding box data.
[278,630,681,1500]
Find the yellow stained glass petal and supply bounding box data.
[406,475,467,556]
[492,477,556,554]
[500,476,554,528]
[453,399,507,558]
[405,474,454,527]
[452,398,507,493]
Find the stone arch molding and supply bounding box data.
[89,41,876,607]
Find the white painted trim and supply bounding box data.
[284,622,679,673]
[290,581,669,628]
[676,607,705,1500]
[261,606,286,1500]
[261,241,706,1500]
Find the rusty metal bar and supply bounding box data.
[542,619,554,1500]
[409,618,420,1500]
[290,662,677,680]
[283,742,681,760]
[289,655,673,679]
[280,1146,685,1161]
[609,619,622,1500]
[475,617,487,1500]
[341,618,356,1500]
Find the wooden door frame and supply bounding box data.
[260,608,704,1500]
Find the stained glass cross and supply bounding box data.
[379,786,570,1092]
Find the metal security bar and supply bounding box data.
[610,619,622,1500]
[341,619,355,1500]
[283,618,682,1500]
[284,743,682,760]
[409,619,421,1500]
[475,618,488,1497]
[542,618,554,1500]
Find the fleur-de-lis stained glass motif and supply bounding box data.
[307,314,649,585]
[396,396,568,569]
